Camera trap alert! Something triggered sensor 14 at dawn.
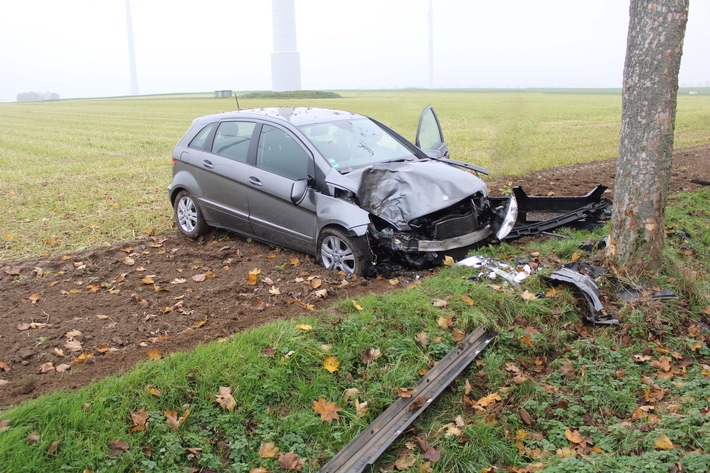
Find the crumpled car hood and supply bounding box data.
[326,160,488,230]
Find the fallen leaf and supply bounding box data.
[259,442,280,459]
[519,334,533,347]
[27,432,40,444]
[269,286,281,295]
[355,399,368,417]
[415,332,429,347]
[654,433,674,450]
[521,290,538,301]
[460,294,474,306]
[108,439,129,456]
[295,324,313,332]
[165,410,189,430]
[129,408,149,432]
[556,446,576,458]
[437,315,454,329]
[123,256,135,266]
[0,419,10,431]
[289,258,300,267]
[397,387,415,398]
[192,273,206,282]
[313,397,342,422]
[343,388,360,402]
[476,392,502,407]
[65,330,82,339]
[215,386,237,412]
[394,452,417,470]
[443,255,455,266]
[565,428,585,444]
[351,299,364,311]
[519,408,533,425]
[0,362,9,372]
[38,362,55,374]
[95,314,110,320]
[146,349,161,360]
[362,347,382,365]
[145,386,161,397]
[452,328,466,342]
[55,364,71,373]
[432,298,448,308]
[323,356,340,373]
[278,451,306,471]
[72,352,93,365]
[29,293,43,304]
[46,440,60,455]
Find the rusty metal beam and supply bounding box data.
[319,326,497,473]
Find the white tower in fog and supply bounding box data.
[271,0,302,91]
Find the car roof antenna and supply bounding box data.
[234,93,241,111]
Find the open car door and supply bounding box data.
[415,105,449,158]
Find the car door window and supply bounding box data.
[188,123,216,150]
[256,125,310,180]
[416,106,444,151]
[211,121,255,162]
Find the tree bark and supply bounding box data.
[607,0,689,274]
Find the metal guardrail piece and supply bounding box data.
[319,326,498,473]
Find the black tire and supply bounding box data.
[173,190,209,238]
[317,227,372,276]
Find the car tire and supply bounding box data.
[174,190,208,238]
[318,227,372,276]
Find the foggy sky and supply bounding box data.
[0,0,708,102]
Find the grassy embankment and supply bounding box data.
[0,188,708,471]
[1,90,709,260]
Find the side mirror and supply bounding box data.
[290,178,309,205]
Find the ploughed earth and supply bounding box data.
[1,145,708,407]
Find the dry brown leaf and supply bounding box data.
[476,392,502,407]
[215,386,237,412]
[65,330,82,339]
[29,293,43,304]
[0,419,10,431]
[165,410,189,430]
[313,397,342,422]
[289,257,301,267]
[192,273,206,282]
[460,294,474,306]
[355,399,368,417]
[129,408,149,432]
[397,387,415,398]
[343,388,360,402]
[415,332,429,347]
[654,433,674,450]
[437,316,454,329]
[145,386,161,397]
[565,428,585,444]
[259,442,280,459]
[269,286,281,295]
[278,451,306,471]
[452,328,466,342]
[0,361,10,372]
[27,431,40,444]
[362,347,382,365]
[394,452,417,470]
[55,364,71,373]
[351,299,364,311]
[432,298,448,308]
[38,362,54,374]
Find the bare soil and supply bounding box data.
[1,145,709,407]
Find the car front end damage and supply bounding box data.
[328,160,518,266]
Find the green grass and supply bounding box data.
[1,188,708,472]
[1,90,710,260]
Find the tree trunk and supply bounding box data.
[607,0,689,274]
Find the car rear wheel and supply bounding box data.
[174,190,208,238]
[318,228,372,276]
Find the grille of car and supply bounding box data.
[432,212,479,240]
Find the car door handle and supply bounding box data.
[202,159,214,169]
[248,177,263,187]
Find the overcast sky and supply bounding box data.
[0,0,708,102]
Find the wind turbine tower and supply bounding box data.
[271,0,302,91]
[125,0,139,95]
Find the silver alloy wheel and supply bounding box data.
[320,235,356,274]
[176,195,198,233]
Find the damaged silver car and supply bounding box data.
[169,106,517,275]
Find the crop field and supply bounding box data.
[1,89,709,260]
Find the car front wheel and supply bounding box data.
[318,227,372,276]
[174,190,208,238]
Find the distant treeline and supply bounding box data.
[239,90,342,99]
[17,91,60,102]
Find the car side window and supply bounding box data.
[256,125,311,180]
[188,123,216,150]
[211,121,255,162]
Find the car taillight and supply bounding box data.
[172,158,177,165]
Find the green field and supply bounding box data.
[1,90,709,260]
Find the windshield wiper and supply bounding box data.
[424,155,489,175]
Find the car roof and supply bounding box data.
[193,107,366,128]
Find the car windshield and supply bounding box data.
[299,118,417,171]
